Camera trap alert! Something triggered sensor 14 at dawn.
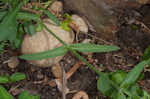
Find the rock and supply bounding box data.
[7,56,19,69]
[21,19,74,67]
[63,0,118,41]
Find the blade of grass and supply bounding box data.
[20,46,67,60]
[70,43,120,53]
[41,8,60,26]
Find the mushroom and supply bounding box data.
[49,1,63,15]
[71,15,88,33]
[21,18,74,67]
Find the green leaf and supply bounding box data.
[0,85,14,99]
[18,91,40,99]
[36,22,43,32]
[17,12,41,21]
[0,11,7,21]
[142,45,150,60]
[12,24,24,49]
[97,74,117,96]
[129,84,142,98]
[24,22,36,36]
[19,46,67,60]
[42,9,60,26]
[0,3,22,42]
[0,41,6,54]
[116,92,126,99]
[0,76,9,84]
[61,20,71,31]
[70,43,120,53]
[60,14,72,31]
[11,0,19,9]
[120,61,148,89]
[143,91,150,99]
[10,72,26,82]
[110,70,126,85]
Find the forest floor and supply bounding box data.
[1,2,150,99]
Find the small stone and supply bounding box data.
[137,0,149,4]
[51,64,62,78]
[7,56,19,69]
[37,71,44,80]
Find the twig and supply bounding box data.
[61,65,66,99]
[49,61,83,87]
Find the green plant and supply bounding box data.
[1,1,149,99]
[0,86,40,99]
[0,72,40,99]
[97,61,150,99]
[0,0,42,51]
[20,9,150,99]
[0,72,26,83]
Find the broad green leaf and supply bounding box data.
[0,76,9,83]
[18,91,40,99]
[42,9,60,26]
[0,3,22,42]
[120,61,147,89]
[110,70,126,85]
[0,85,14,99]
[11,0,19,9]
[19,46,67,60]
[0,11,7,21]
[70,43,120,53]
[116,92,126,99]
[129,84,142,98]
[24,22,36,35]
[97,74,117,96]
[10,72,26,82]
[142,45,150,61]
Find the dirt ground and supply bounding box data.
[1,3,150,99]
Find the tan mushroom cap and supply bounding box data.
[50,1,63,13]
[21,19,74,67]
[71,14,88,33]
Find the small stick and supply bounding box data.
[61,65,66,99]
[49,61,83,87]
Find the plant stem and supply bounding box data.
[43,24,100,75]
